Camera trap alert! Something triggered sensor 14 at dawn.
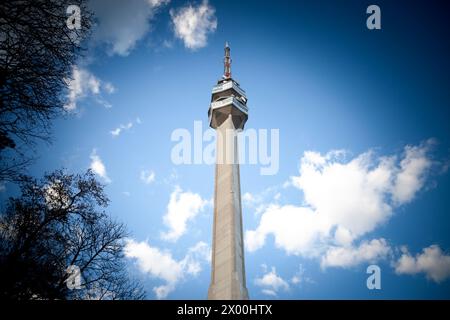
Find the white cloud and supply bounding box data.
[110,122,133,137]
[245,204,328,256]
[395,245,450,283]
[64,66,115,111]
[89,0,170,56]
[392,141,434,204]
[292,150,394,241]
[124,239,181,299]
[89,149,111,183]
[170,0,217,50]
[124,239,210,299]
[255,266,289,297]
[246,141,436,265]
[140,170,155,184]
[321,238,391,268]
[161,186,208,242]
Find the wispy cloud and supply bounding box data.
[64,66,115,111]
[89,149,111,183]
[290,264,314,285]
[110,117,142,137]
[140,169,155,184]
[110,122,133,137]
[103,82,116,94]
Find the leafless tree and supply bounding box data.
[0,170,145,300]
[0,0,92,181]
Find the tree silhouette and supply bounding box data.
[0,170,145,300]
[0,0,92,181]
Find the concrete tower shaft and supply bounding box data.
[208,43,249,300]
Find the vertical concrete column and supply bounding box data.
[208,114,249,300]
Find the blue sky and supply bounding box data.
[2,0,450,299]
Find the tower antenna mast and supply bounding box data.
[223,41,231,79]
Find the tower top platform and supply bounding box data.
[208,42,248,129]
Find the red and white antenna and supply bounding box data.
[223,41,231,79]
